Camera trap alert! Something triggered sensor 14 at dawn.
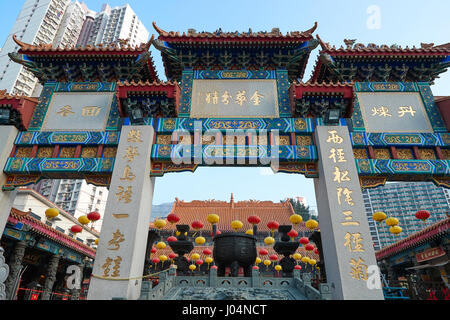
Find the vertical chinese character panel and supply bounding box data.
[87,125,155,300]
[314,126,384,300]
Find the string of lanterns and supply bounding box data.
[148,211,321,275]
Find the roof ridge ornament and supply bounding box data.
[303,21,318,37]
[152,21,168,36]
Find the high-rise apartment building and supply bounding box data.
[53,1,88,48]
[363,182,450,251]
[0,0,71,96]
[83,4,149,47]
[0,1,150,97]
[32,178,108,220]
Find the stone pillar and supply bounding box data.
[0,247,9,300]
[314,125,384,300]
[209,267,217,287]
[0,126,18,236]
[41,254,60,300]
[4,240,26,300]
[88,125,155,300]
[70,263,84,300]
[251,267,260,288]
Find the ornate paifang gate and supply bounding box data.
[0,22,449,300]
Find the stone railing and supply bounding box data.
[138,266,332,300]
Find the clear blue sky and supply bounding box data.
[0,0,449,208]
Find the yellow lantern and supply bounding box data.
[389,225,402,235]
[189,264,196,271]
[385,217,399,227]
[309,259,317,266]
[195,236,206,245]
[156,241,166,249]
[154,219,166,229]
[245,229,253,235]
[372,211,387,223]
[275,265,282,271]
[78,215,90,225]
[45,208,59,219]
[263,259,271,267]
[255,257,261,265]
[293,253,302,261]
[305,219,319,230]
[231,220,243,230]
[264,236,275,245]
[207,214,220,224]
[301,256,310,264]
[159,255,168,262]
[94,238,99,245]
[191,253,200,261]
[205,257,213,264]
[289,214,303,225]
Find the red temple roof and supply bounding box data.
[316,35,450,56]
[153,21,318,43]
[0,90,38,130]
[8,207,96,259]
[150,194,315,233]
[116,80,181,116]
[13,34,153,55]
[375,217,450,260]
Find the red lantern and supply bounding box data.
[150,247,157,254]
[87,211,100,222]
[305,244,314,251]
[287,229,298,239]
[415,210,430,222]
[299,237,309,245]
[259,249,268,256]
[294,265,302,270]
[191,221,204,230]
[169,253,177,259]
[196,259,203,266]
[203,249,212,256]
[167,213,180,224]
[314,248,319,255]
[71,225,82,233]
[267,221,279,231]
[167,236,177,242]
[152,258,160,264]
[269,254,278,261]
[252,266,259,270]
[248,215,261,225]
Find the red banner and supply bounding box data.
[416,247,446,263]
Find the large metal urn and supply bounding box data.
[168,225,194,275]
[213,233,257,277]
[273,225,299,276]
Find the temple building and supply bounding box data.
[146,195,321,277]
[376,217,450,299]
[1,187,98,300]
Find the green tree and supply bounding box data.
[285,198,311,221]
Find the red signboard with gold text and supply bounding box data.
[416,247,446,263]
